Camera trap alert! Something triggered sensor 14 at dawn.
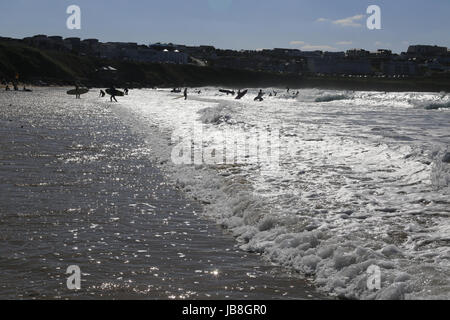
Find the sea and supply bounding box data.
[0,87,448,299]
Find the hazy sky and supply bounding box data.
[0,0,449,53]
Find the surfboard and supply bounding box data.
[67,88,89,95]
[235,90,248,100]
[105,89,124,96]
[219,89,235,95]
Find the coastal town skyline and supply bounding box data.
[3,33,448,80]
[1,0,449,54]
[4,32,450,56]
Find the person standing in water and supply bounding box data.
[184,88,188,100]
[254,89,264,101]
[99,90,105,97]
[109,85,118,102]
[75,85,81,99]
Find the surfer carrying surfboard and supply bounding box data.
[72,83,83,99]
[254,89,264,101]
[109,85,118,102]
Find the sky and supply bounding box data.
[0,0,449,53]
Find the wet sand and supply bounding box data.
[0,89,322,299]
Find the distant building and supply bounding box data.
[407,45,447,57]
[297,51,323,58]
[98,42,121,59]
[346,49,371,58]
[375,49,392,57]
[308,57,372,75]
[323,51,345,58]
[423,59,450,72]
[272,48,302,57]
[9,35,449,75]
[156,49,188,64]
[64,37,81,51]
[23,35,49,48]
[381,60,418,75]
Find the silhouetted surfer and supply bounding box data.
[254,89,264,101]
[99,90,105,97]
[235,89,248,100]
[110,85,118,102]
[124,88,129,95]
[75,85,81,99]
[184,88,188,100]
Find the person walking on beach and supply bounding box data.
[184,88,188,100]
[99,90,105,97]
[109,85,118,102]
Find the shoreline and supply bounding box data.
[0,89,325,299]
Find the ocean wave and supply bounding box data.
[431,149,450,187]
[423,101,450,110]
[315,94,351,103]
[198,102,237,124]
[115,88,450,300]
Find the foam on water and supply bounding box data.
[114,88,449,300]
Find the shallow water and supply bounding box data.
[113,87,449,299]
[0,88,321,299]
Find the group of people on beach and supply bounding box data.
[71,83,130,102]
[4,84,32,92]
[3,80,30,92]
[214,87,296,101]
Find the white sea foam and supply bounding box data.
[113,87,449,300]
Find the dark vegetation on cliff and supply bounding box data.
[1,40,449,92]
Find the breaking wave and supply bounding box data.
[115,88,450,300]
[198,102,237,124]
[423,101,450,110]
[315,94,351,103]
